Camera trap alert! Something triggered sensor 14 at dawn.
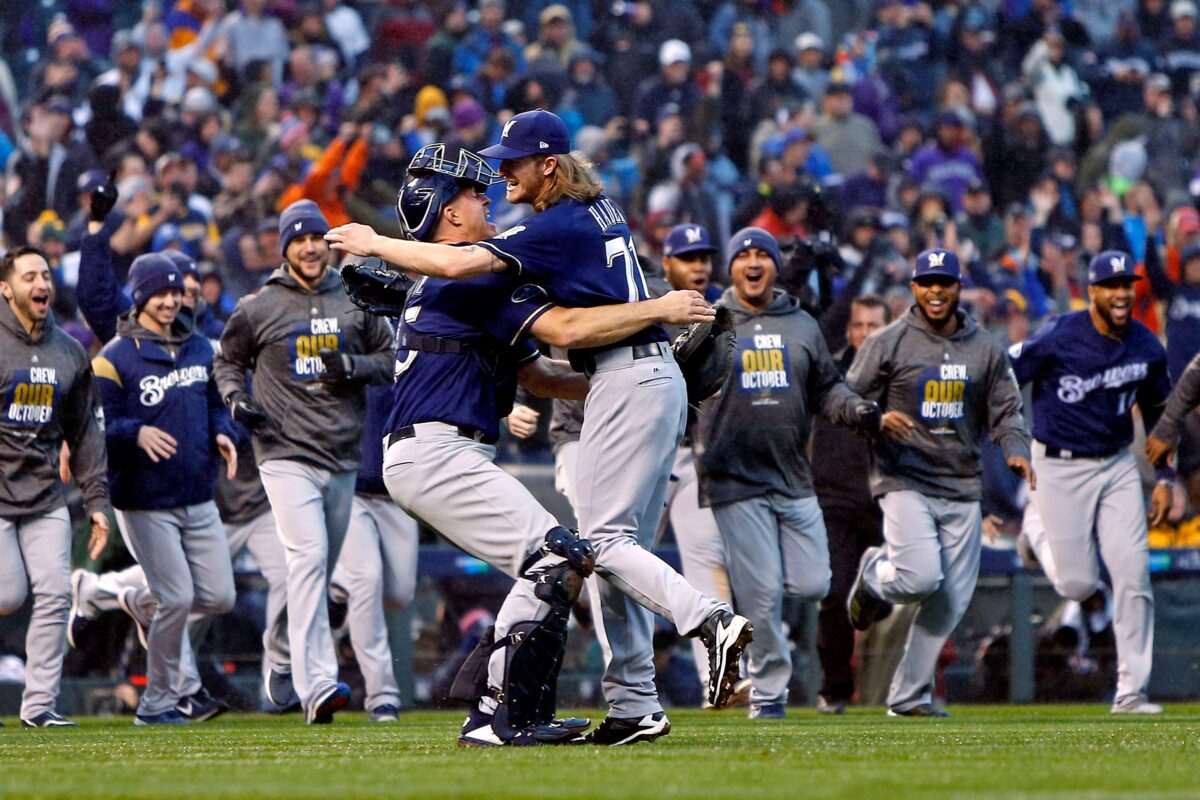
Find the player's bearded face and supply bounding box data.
[285,232,330,286]
[1,254,55,326]
[1089,279,1135,331]
[140,287,182,329]
[730,248,776,308]
[911,277,960,329]
[499,156,550,205]
[664,253,713,292]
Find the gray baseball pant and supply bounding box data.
[0,507,72,720]
[117,502,236,716]
[1029,444,1154,705]
[83,508,290,693]
[663,445,733,694]
[329,494,418,711]
[382,422,559,712]
[574,346,726,718]
[258,459,356,714]
[713,493,830,707]
[861,490,981,713]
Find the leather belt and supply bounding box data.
[573,341,668,374]
[1041,445,1121,460]
[386,424,495,448]
[397,333,470,354]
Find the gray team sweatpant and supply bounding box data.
[663,446,733,694]
[329,494,418,711]
[117,502,235,716]
[0,507,71,720]
[258,459,356,715]
[574,345,726,718]
[713,493,830,707]
[1029,444,1154,705]
[90,508,289,695]
[861,490,981,713]
[382,422,559,711]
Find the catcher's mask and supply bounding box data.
[396,143,502,242]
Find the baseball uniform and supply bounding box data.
[1010,304,1170,710]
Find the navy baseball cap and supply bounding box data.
[663,224,717,258]
[1087,250,1143,285]
[479,109,571,160]
[912,248,962,282]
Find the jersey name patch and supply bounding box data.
[1056,362,1148,403]
[139,365,209,406]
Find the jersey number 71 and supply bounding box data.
[605,236,650,302]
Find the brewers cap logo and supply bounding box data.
[1111,255,1126,272]
[685,226,702,243]
[928,252,946,267]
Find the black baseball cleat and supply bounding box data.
[177,688,229,722]
[1015,531,1041,570]
[21,711,78,728]
[117,587,150,648]
[307,682,351,725]
[887,704,950,718]
[847,547,893,631]
[266,669,301,713]
[698,610,754,709]
[584,712,671,746]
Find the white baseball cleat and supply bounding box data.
[1111,698,1163,714]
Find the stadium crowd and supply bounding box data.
[2,0,1200,723]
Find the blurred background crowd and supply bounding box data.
[3,0,1200,710]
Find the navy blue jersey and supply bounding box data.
[477,195,667,352]
[1009,311,1170,453]
[385,270,553,441]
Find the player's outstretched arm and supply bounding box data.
[531,290,715,349]
[517,357,589,400]
[325,223,502,279]
[1148,351,1200,460]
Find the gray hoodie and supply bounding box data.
[846,306,1030,502]
[214,265,394,473]
[0,300,108,519]
[1150,350,1200,447]
[696,288,865,508]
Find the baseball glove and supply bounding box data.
[340,257,411,317]
[672,304,736,405]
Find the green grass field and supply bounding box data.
[3,706,1199,799]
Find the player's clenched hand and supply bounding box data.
[982,514,1004,544]
[136,425,178,462]
[880,410,916,441]
[655,290,717,325]
[1145,434,1175,467]
[88,512,109,561]
[215,433,238,480]
[325,223,379,257]
[506,404,540,439]
[1148,483,1172,528]
[1008,456,1036,490]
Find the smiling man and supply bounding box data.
[92,252,240,725]
[695,227,879,720]
[215,200,396,725]
[844,247,1033,718]
[0,246,109,728]
[1008,250,1171,715]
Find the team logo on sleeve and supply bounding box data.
[4,367,58,428]
[736,334,791,402]
[917,364,969,431]
[289,317,341,381]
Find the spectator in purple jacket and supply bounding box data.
[908,111,982,212]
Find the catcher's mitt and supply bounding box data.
[672,304,736,405]
[340,257,412,317]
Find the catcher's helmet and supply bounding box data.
[396,143,501,242]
